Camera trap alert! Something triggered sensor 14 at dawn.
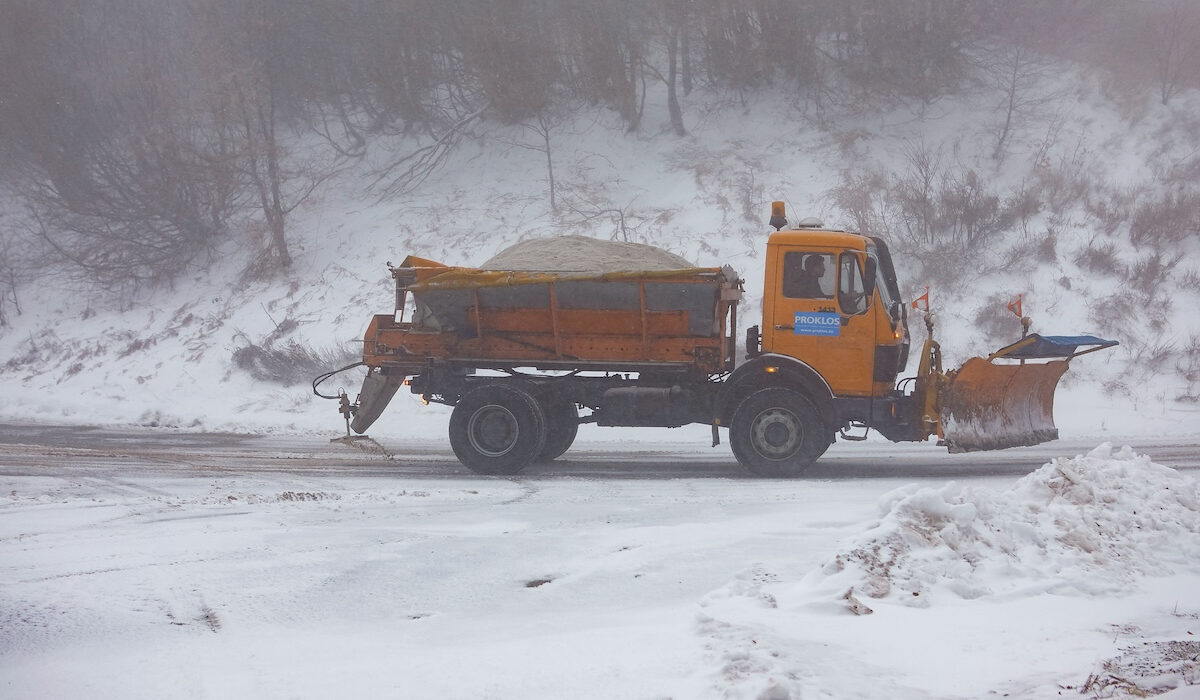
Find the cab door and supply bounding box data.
[765,248,876,397]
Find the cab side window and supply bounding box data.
[782,252,834,299]
[837,252,869,314]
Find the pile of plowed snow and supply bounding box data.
[813,444,1200,607]
[480,235,694,272]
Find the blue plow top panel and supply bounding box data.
[995,333,1119,360]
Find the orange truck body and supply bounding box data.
[362,260,742,375]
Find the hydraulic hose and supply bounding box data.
[312,361,365,400]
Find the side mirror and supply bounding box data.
[864,258,878,298]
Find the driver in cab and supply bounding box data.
[788,254,830,299]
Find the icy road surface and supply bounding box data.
[2,423,1199,699]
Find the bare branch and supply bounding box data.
[370,102,489,199]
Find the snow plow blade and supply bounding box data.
[350,370,403,434]
[940,334,1117,453]
[941,357,1069,453]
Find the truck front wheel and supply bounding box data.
[729,388,830,477]
[449,385,547,475]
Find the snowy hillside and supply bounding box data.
[1,61,1198,440]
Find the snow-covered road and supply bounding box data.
[1,422,1197,478]
[2,425,1198,699]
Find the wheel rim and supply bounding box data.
[749,407,803,460]
[467,404,519,457]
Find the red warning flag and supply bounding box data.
[911,286,930,311]
[1007,294,1023,318]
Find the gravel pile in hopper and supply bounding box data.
[481,236,694,272]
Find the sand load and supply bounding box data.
[481,236,694,273]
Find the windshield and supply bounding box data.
[866,244,896,310]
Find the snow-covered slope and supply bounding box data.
[1,61,1197,440]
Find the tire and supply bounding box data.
[729,387,830,477]
[537,393,579,462]
[449,384,547,475]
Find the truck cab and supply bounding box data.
[713,213,916,474]
[759,221,910,399]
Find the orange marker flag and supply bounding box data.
[1007,294,1023,318]
[911,286,930,311]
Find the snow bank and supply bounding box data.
[694,447,1200,698]
[815,444,1200,606]
[480,235,695,272]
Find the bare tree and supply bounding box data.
[199,0,341,273]
[558,1,649,132]
[23,123,240,294]
[562,195,644,243]
[893,140,944,246]
[3,1,242,296]
[831,169,890,237]
[0,224,25,327]
[820,0,985,103]
[1148,0,1200,106]
[226,72,335,272]
[833,139,1016,283]
[980,42,1065,161]
[497,106,575,212]
[370,103,489,200]
[460,1,559,123]
[665,12,688,137]
[639,1,688,137]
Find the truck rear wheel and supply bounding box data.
[537,394,579,462]
[729,387,830,477]
[449,385,547,475]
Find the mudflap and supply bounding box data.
[941,357,1069,453]
[349,369,403,434]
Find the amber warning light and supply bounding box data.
[769,201,787,230]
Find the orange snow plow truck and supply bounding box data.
[316,203,1116,476]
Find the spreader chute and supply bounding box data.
[350,369,403,434]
